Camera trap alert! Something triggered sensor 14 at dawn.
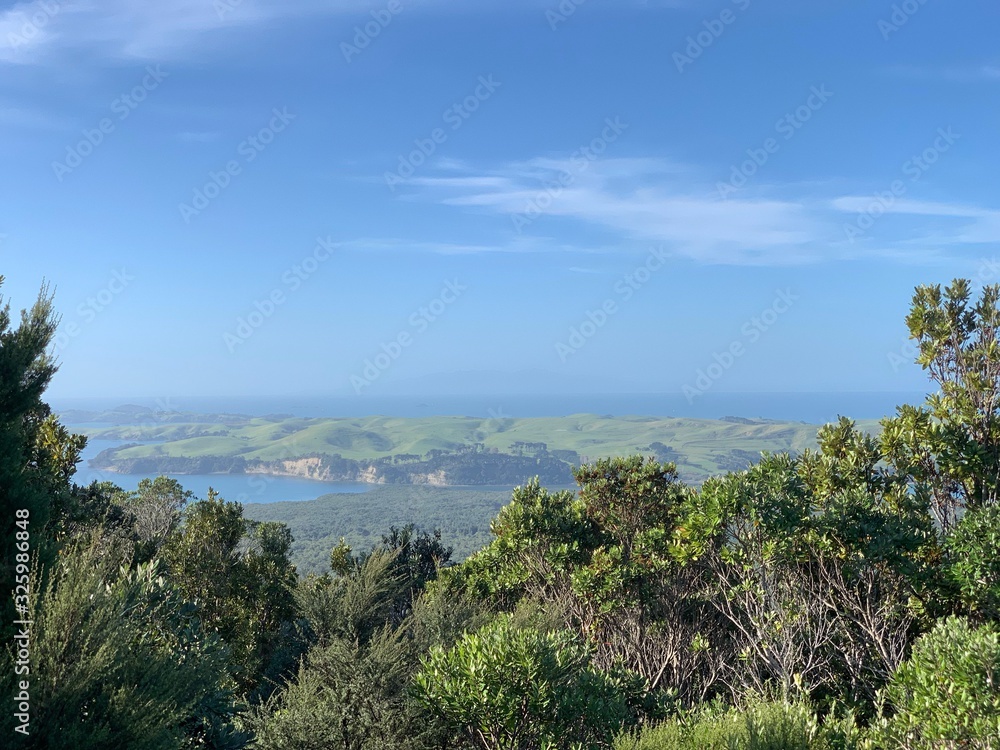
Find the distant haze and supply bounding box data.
[52,391,928,425]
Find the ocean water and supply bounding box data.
[73,439,372,504]
[55,391,927,425]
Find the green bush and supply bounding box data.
[872,616,1000,748]
[414,614,644,750]
[27,534,240,749]
[615,700,862,750]
[944,505,1000,620]
[252,550,450,750]
[249,628,424,750]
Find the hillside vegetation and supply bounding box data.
[75,413,836,486]
[8,277,1000,749]
[242,486,511,575]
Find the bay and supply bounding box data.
[73,438,372,504]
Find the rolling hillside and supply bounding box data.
[66,409,869,486]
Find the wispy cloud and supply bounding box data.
[338,237,555,256]
[831,197,994,219]
[338,234,630,256]
[385,157,999,265]
[394,157,836,265]
[0,0,363,65]
[832,197,1000,246]
[0,0,708,65]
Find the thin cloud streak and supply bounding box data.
[391,157,1000,265]
[398,157,837,265]
[0,0,691,65]
[0,0,382,64]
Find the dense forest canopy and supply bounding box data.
[4,275,1000,748]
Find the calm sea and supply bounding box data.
[55,392,927,425]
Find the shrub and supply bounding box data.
[944,505,1000,620]
[872,616,1000,748]
[249,628,424,750]
[414,614,644,750]
[27,534,240,749]
[614,700,861,750]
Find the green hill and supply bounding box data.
[73,412,849,486]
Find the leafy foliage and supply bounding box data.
[25,534,240,749]
[0,281,64,633]
[327,524,454,626]
[250,627,420,750]
[162,491,299,699]
[615,699,862,750]
[243,485,508,574]
[253,549,445,750]
[415,614,644,750]
[9,274,1000,749]
[872,616,1000,748]
[882,280,1000,531]
[943,505,1000,621]
[115,476,192,562]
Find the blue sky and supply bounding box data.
[0,0,997,400]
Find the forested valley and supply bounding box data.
[4,275,1000,749]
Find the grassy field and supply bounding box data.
[77,413,837,484]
